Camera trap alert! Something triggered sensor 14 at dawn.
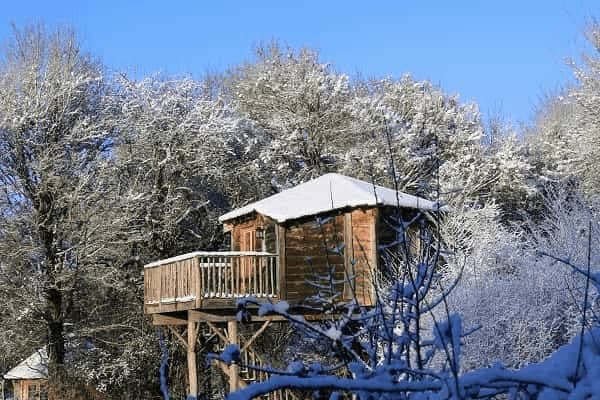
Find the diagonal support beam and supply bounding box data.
[206,321,228,345]
[241,320,271,353]
[167,326,188,350]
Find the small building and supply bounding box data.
[3,348,47,400]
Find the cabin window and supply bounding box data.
[39,385,48,400]
[27,383,36,400]
[223,231,231,250]
[26,382,46,400]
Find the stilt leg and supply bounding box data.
[187,320,198,400]
[228,319,240,392]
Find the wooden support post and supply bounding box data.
[227,319,240,393]
[187,319,199,400]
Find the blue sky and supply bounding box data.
[1,1,599,124]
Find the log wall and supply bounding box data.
[284,214,346,304]
[348,208,378,306]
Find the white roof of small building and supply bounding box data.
[3,348,47,380]
[219,173,443,223]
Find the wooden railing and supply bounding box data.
[144,251,279,314]
[198,253,278,299]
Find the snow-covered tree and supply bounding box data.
[111,75,243,259]
[567,24,600,197]
[0,24,117,396]
[527,23,600,200]
[344,75,500,207]
[526,94,581,190]
[227,43,355,188]
[442,187,600,371]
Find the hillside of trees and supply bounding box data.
[0,23,599,399]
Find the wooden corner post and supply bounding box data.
[343,212,354,300]
[276,224,286,300]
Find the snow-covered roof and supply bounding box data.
[3,348,47,380]
[219,173,443,223]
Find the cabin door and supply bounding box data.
[240,228,256,292]
[241,228,256,253]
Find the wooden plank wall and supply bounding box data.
[11,379,47,400]
[284,214,345,303]
[349,208,377,306]
[264,221,277,253]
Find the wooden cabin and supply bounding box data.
[3,349,48,400]
[144,173,440,399]
[144,173,440,314]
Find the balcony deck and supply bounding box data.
[143,251,279,314]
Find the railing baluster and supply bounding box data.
[204,257,207,297]
[213,257,217,297]
[269,257,273,296]
[221,257,226,296]
[217,257,222,297]
[252,257,258,295]
[237,255,241,296]
[228,256,233,297]
[262,259,267,297]
[259,256,263,296]
[207,257,210,297]
[200,258,204,298]
[212,257,215,297]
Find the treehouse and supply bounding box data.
[143,173,440,399]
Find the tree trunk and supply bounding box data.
[46,287,66,400]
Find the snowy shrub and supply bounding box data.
[441,201,572,369]
[442,190,600,370]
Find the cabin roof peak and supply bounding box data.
[219,173,441,224]
[3,348,47,380]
